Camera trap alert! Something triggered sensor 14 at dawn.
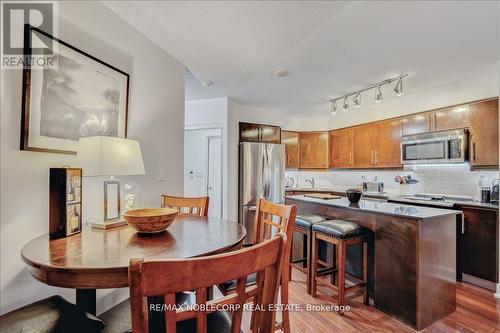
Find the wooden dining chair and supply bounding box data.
[161,195,209,217]
[217,199,297,333]
[129,234,287,333]
[252,199,296,333]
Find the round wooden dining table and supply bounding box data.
[21,215,246,315]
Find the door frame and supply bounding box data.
[206,135,223,218]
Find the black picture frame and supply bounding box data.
[21,24,130,154]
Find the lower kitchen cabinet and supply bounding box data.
[461,207,499,283]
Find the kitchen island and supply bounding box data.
[286,195,460,330]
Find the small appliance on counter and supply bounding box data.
[366,177,384,193]
[490,179,499,205]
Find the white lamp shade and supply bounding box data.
[78,136,146,177]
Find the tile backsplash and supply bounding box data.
[286,164,499,200]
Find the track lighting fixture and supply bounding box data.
[353,92,361,108]
[342,97,349,112]
[374,85,383,103]
[394,78,403,96]
[329,74,407,115]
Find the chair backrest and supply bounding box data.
[129,234,287,333]
[253,199,297,247]
[161,195,209,217]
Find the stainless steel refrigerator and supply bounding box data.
[239,142,285,245]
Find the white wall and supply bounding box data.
[0,1,185,314]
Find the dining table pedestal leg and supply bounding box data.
[76,289,97,315]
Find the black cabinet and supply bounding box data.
[49,168,82,238]
[461,207,498,283]
[239,122,281,143]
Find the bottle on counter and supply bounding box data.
[477,174,485,202]
[361,175,367,192]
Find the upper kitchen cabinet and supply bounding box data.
[299,132,329,169]
[282,131,299,169]
[469,99,499,168]
[402,112,432,136]
[352,120,402,169]
[434,105,470,131]
[329,128,353,168]
[375,119,402,168]
[352,124,376,168]
[239,122,281,143]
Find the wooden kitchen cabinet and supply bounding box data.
[434,105,470,131]
[469,99,499,168]
[375,119,402,168]
[329,128,353,168]
[299,132,329,169]
[461,207,498,283]
[402,112,432,136]
[239,122,281,143]
[282,131,299,169]
[352,124,376,168]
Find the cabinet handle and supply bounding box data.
[371,150,374,165]
[472,142,476,162]
[461,214,466,234]
[349,151,353,165]
[375,150,379,165]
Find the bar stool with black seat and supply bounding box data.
[290,214,327,294]
[310,219,372,307]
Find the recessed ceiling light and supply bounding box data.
[274,70,290,77]
[201,81,213,87]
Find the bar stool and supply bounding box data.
[310,219,372,307]
[290,214,327,294]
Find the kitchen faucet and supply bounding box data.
[305,177,315,188]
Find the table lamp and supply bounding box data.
[78,136,145,229]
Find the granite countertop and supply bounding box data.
[388,196,499,211]
[287,187,499,211]
[286,194,461,220]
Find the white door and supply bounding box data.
[207,136,222,218]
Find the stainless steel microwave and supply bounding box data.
[401,129,469,165]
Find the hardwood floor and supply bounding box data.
[100,267,499,332]
[263,268,500,333]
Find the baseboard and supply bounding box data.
[495,283,500,299]
[96,288,129,316]
[462,273,496,291]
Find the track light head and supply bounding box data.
[353,93,361,108]
[394,78,403,96]
[375,85,383,103]
[342,97,349,112]
[331,100,337,115]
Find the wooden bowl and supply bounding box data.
[123,208,178,233]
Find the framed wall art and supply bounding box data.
[21,24,129,154]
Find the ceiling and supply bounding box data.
[105,1,499,116]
